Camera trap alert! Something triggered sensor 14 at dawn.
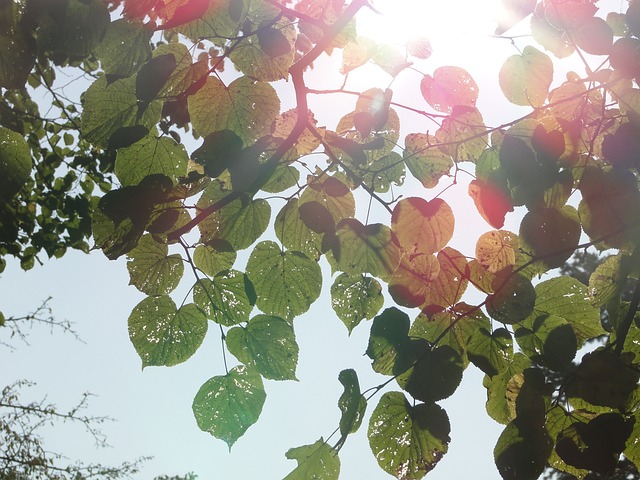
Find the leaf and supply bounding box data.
[494,419,552,480]
[284,439,340,480]
[226,314,298,381]
[0,20,36,89]
[519,206,581,270]
[572,16,613,56]
[531,276,604,345]
[411,303,490,368]
[406,36,432,59]
[435,106,487,163]
[396,344,464,403]
[578,166,640,249]
[564,348,639,409]
[154,43,209,98]
[331,273,384,333]
[196,181,271,250]
[341,37,376,74]
[136,53,177,108]
[192,365,266,449]
[95,19,152,77]
[246,241,322,321]
[126,234,183,295]
[486,274,536,324]
[588,253,630,308]
[193,270,255,326]
[333,220,401,281]
[368,392,450,480]
[468,179,514,229]
[193,241,236,277]
[420,66,479,114]
[366,307,410,375]
[403,133,453,189]
[81,75,161,148]
[372,43,412,77]
[475,230,519,274]
[467,327,513,377]
[115,135,188,186]
[391,197,454,255]
[484,353,531,424]
[423,247,469,316]
[275,198,323,260]
[338,369,366,437]
[191,129,244,178]
[177,0,246,46]
[188,75,280,143]
[229,17,296,81]
[36,0,109,58]
[388,252,441,308]
[499,46,553,106]
[514,314,577,371]
[0,126,32,203]
[128,295,207,368]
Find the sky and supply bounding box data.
[0,0,622,478]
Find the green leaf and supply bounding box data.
[420,66,478,114]
[193,242,237,277]
[178,0,247,47]
[338,369,366,437]
[565,348,639,409]
[514,314,577,371]
[588,254,630,308]
[193,270,255,326]
[274,198,323,260]
[0,126,32,202]
[230,17,297,81]
[435,106,487,163]
[366,307,410,375]
[331,273,384,333]
[475,229,519,274]
[81,75,161,148]
[486,274,536,324]
[483,353,531,424]
[391,197,454,255]
[188,75,280,143]
[388,252,441,308]
[36,0,109,58]
[299,172,356,224]
[530,276,604,345]
[154,43,209,98]
[396,344,464,403]
[467,327,513,377]
[334,220,401,281]
[519,206,581,269]
[494,419,552,480]
[126,234,183,295]
[128,295,207,368]
[411,303,490,368]
[499,46,553,106]
[0,18,35,89]
[246,241,322,321]
[368,392,450,480]
[115,135,188,186]
[284,439,340,480]
[261,165,300,193]
[196,180,271,250]
[192,365,266,449]
[226,314,298,381]
[94,19,152,77]
[403,133,453,189]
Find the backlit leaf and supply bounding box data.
[284,439,340,480]
[188,75,280,143]
[331,273,384,333]
[192,365,266,448]
[435,106,487,163]
[475,230,518,274]
[193,270,255,326]
[338,369,366,437]
[126,234,183,295]
[404,133,453,189]
[226,314,298,381]
[420,66,479,114]
[368,392,450,480]
[115,135,188,186]
[366,307,410,375]
[467,327,513,377]
[499,46,553,106]
[128,295,207,367]
[246,241,321,321]
[486,273,536,324]
[95,19,152,77]
[0,126,32,202]
[423,247,469,316]
[514,314,577,371]
[391,197,454,255]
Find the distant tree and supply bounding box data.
[0,300,147,480]
[4,0,640,478]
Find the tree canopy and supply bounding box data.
[2,0,640,478]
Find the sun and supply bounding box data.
[357,0,514,65]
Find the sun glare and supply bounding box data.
[359,0,508,63]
